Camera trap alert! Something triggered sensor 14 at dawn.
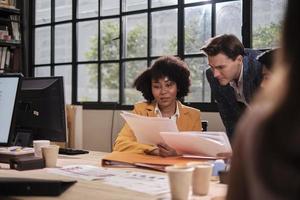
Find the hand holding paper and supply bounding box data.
[157,143,178,157]
[120,111,231,157]
[120,111,178,145]
[160,131,232,157]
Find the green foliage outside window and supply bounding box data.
[253,22,281,49]
[85,22,147,103]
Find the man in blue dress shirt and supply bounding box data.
[201,34,263,140]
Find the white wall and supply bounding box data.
[82,110,225,152]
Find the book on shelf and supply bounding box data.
[0,47,2,63]
[10,15,20,41]
[0,26,9,41]
[0,0,21,74]
[9,0,16,8]
[0,46,7,69]
[0,46,11,71]
[4,48,10,68]
[0,0,16,9]
[10,47,20,72]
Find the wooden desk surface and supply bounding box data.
[0,151,227,200]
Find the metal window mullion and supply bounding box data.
[202,69,205,102]
[178,0,184,59]
[50,0,55,76]
[147,0,151,67]
[72,0,77,104]
[31,0,36,77]
[19,0,25,76]
[242,0,251,48]
[119,0,124,105]
[210,2,216,103]
[149,4,178,12]
[98,0,101,102]
[184,1,212,8]
[211,2,216,37]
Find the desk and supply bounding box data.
[0,151,227,200]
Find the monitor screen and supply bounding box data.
[0,74,22,146]
[16,76,67,143]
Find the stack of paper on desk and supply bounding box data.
[120,111,231,157]
[120,111,178,145]
[160,131,231,157]
[0,147,34,163]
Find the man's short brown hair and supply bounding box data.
[200,34,245,60]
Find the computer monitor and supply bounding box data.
[0,73,22,146]
[15,76,67,145]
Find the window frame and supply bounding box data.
[28,0,273,111]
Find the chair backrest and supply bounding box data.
[201,120,208,131]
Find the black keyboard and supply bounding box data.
[59,148,89,155]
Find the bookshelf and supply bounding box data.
[0,0,22,74]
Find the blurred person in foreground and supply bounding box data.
[227,0,300,199]
[114,56,202,157]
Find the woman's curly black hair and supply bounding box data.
[133,56,191,102]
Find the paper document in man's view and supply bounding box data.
[160,131,232,157]
[120,111,178,145]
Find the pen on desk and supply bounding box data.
[9,147,23,152]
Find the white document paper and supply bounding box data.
[48,165,169,195]
[103,171,169,195]
[120,111,178,145]
[48,165,120,181]
[160,131,232,157]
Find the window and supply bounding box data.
[151,9,178,56]
[252,0,286,49]
[216,1,242,40]
[31,0,286,111]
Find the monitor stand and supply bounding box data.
[13,131,33,147]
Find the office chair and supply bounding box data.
[201,120,208,131]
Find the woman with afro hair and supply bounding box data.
[113,56,202,157]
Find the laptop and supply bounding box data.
[0,177,77,196]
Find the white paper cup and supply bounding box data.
[165,165,194,200]
[187,162,213,196]
[33,140,50,157]
[41,145,59,168]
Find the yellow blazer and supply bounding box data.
[113,101,202,154]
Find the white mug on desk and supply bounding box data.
[41,145,59,168]
[188,162,213,196]
[165,165,194,200]
[33,140,50,157]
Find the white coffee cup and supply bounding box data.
[188,162,213,196]
[41,145,59,168]
[165,165,194,200]
[33,140,50,157]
